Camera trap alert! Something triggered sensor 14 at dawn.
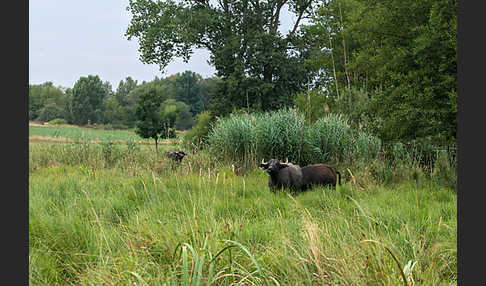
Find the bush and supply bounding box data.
[183,111,214,149]
[38,104,65,123]
[47,118,68,125]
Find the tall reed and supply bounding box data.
[207,109,381,167]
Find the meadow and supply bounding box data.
[29,124,181,145]
[29,123,457,285]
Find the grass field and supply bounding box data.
[29,164,456,285]
[29,124,181,145]
[29,125,457,285]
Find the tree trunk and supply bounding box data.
[338,0,351,89]
[328,34,340,99]
[155,137,158,152]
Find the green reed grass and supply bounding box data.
[207,109,382,167]
[30,160,456,285]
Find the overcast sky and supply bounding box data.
[29,0,298,90]
[29,0,217,89]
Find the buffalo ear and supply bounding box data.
[258,163,268,169]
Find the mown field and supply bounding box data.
[29,124,181,145]
[29,126,457,285]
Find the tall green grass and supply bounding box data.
[208,109,381,166]
[29,113,457,285]
[30,164,457,285]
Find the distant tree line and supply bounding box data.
[29,71,221,133]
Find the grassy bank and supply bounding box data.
[30,162,456,285]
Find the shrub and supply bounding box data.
[183,111,214,149]
[47,118,68,125]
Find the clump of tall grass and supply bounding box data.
[255,109,308,164]
[207,108,381,167]
[206,113,258,164]
[307,114,381,164]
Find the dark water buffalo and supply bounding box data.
[300,164,341,191]
[258,158,303,192]
[166,151,187,162]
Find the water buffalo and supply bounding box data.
[258,158,304,193]
[166,150,187,162]
[300,164,341,191]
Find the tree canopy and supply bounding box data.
[71,75,107,125]
[125,0,319,115]
[303,0,457,145]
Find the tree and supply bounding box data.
[162,98,194,130]
[134,88,165,151]
[198,76,221,111]
[134,83,182,151]
[71,75,106,125]
[173,71,204,116]
[37,100,65,122]
[102,96,125,126]
[184,110,214,148]
[294,89,330,124]
[115,76,138,106]
[125,0,319,116]
[304,0,457,146]
[29,82,67,121]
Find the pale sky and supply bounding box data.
[29,0,216,89]
[29,0,298,90]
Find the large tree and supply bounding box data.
[173,71,204,116]
[125,0,319,116]
[134,87,166,151]
[71,75,107,125]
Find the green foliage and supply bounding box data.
[47,118,68,125]
[162,98,194,131]
[115,76,138,107]
[304,0,457,146]
[173,71,205,116]
[197,76,221,112]
[134,87,166,150]
[125,0,318,117]
[294,89,330,124]
[332,87,374,131]
[307,114,381,164]
[29,82,68,121]
[207,108,381,166]
[71,75,107,125]
[183,111,214,149]
[37,102,65,123]
[255,109,309,164]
